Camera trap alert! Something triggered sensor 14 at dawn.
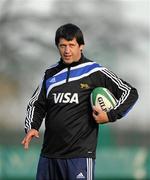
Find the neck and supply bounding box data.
[60,54,84,67]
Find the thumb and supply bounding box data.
[93,105,102,111]
[34,131,39,138]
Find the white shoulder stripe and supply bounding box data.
[47,63,59,70]
[46,66,101,97]
[53,62,96,77]
[71,62,96,70]
[69,67,101,82]
[54,68,68,76]
[46,79,66,97]
[100,68,131,109]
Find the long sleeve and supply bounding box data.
[103,67,138,122]
[24,76,47,133]
[91,66,138,122]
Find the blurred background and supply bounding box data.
[0,0,149,179]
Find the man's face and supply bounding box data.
[57,38,84,64]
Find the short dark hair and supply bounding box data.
[55,23,85,46]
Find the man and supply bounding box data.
[22,23,138,180]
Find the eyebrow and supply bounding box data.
[59,43,76,46]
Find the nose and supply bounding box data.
[64,45,70,53]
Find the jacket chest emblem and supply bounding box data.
[80,83,90,89]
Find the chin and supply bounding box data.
[63,59,73,64]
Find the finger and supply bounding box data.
[24,136,32,149]
[21,138,28,148]
[34,131,39,138]
[21,135,31,148]
[21,136,29,145]
[92,111,97,120]
[21,130,39,149]
[92,105,97,111]
[93,105,102,112]
[24,141,29,149]
[92,106,98,114]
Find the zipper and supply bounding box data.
[66,67,71,83]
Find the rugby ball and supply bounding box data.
[91,87,117,112]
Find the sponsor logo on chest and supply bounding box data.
[52,93,79,104]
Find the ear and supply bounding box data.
[80,44,84,51]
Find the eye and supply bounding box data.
[59,44,66,48]
[69,44,75,48]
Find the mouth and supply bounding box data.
[64,55,72,60]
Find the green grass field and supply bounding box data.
[0,128,150,180]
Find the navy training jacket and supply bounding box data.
[24,55,138,159]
